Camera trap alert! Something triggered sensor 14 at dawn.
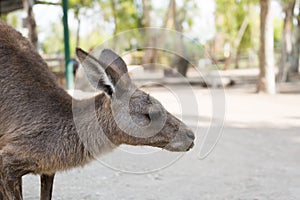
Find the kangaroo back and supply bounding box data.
[0,20,58,90]
[0,20,72,145]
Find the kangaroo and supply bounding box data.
[0,20,195,200]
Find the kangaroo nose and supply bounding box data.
[187,130,195,140]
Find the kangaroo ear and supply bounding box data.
[98,49,131,86]
[76,48,115,97]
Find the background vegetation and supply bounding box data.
[1,0,300,93]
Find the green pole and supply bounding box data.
[62,0,74,90]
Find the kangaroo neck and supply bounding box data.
[72,93,117,159]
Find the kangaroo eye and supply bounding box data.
[148,105,161,120]
[144,111,160,121]
[150,110,160,119]
[144,113,151,120]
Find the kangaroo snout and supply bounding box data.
[163,128,195,152]
[186,129,195,140]
[185,129,195,151]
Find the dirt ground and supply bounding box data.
[22,82,300,200]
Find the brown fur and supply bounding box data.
[0,20,194,200]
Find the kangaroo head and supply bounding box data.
[76,48,195,152]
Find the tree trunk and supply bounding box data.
[175,57,189,76]
[235,47,241,69]
[142,0,173,70]
[224,55,231,70]
[234,16,249,70]
[290,10,300,74]
[111,0,118,50]
[76,18,81,47]
[171,0,189,76]
[278,0,296,82]
[141,0,155,70]
[257,0,276,94]
[22,0,38,50]
[142,0,150,27]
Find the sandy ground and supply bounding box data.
[22,83,300,200]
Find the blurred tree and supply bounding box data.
[0,13,8,21]
[111,0,117,37]
[3,14,18,27]
[215,0,259,70]
[142,0,150,27]
[22,0,38,49]
[142,0,172,70]
[291,6,300,74]
[274,18,284,49]
[142,0,195,76]
[105,0,142,33]
[41,22,64,54]
[258,0,276,94]
[278,0,296,82]
[69,0,94,47]
[170,0,189,76]
[94,0,142,50]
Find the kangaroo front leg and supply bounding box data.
[40,174,55,200]
[0,170,22,200]
[0,178,5,199]
[17,177,22,199]
[0,177,23,200]
[0,155,3,198]
[0,156,28,200]
[0,187,9,200]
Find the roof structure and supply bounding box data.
[0,0,24,14]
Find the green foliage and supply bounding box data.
[40,0,141,54]
[69,0,95,15]
[78,31,108,50]
[3,13,19,28]
[41,22,64,54]
[106,0,143,33]
[41,24,109,57]
[0,13,8,21]
[215,0,260,52]
[69,0,94,7]
[274,18,283,49]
